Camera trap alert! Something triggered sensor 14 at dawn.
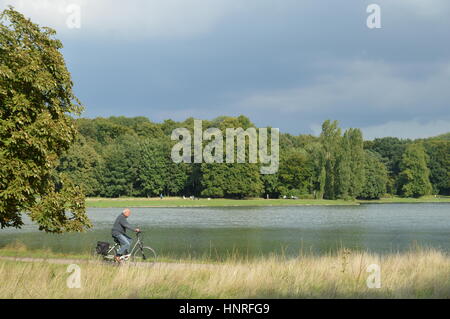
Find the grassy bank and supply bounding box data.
[86,196,450,208]
[86,197,358,208]
[0,248,448,298]
[358,196,450,204]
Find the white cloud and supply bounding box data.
[310,119,450,140]
[384,0,450,19]
[236,59,450,139]
[236,60,450,116]
[359,119,450,140]
[1,0,242,37]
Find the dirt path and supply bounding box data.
[0,256,215,269]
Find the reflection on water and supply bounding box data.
[0,204,448,258]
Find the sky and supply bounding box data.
[1,0,449,139]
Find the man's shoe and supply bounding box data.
[114,255,122,263]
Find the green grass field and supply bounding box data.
[86,196,450,208]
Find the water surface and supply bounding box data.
[1,203,448,258]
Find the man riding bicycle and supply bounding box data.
[112,208,140,263]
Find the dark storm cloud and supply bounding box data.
[3,0,450,138]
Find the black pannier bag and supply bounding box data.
[96,241,110,255]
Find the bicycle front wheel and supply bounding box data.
[132,246,156,263]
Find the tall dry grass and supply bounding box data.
[0,248,448,298]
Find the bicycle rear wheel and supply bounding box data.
[103,246,117,262]
[132,246,156,263]
[91,245,102,260]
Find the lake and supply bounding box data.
[1,203,449,259]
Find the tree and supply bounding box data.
[200,115,263,198]
[137,138,190,197]
[319,120,341,199]
[137,140,168,197]
[98,135,141,198]
[317,122,365,200]
[334,132,352,199]
[305,141,326,199]
[0,8,90,232]
[200,163,263,198]
[57,134,103,196]
[398,144,432,198]
[340,128,365,199]
[423,140,450,195]
[358,151,388,200]
[76,117,135,145]
[261,173,280,198]
[277,149,313,197]
[364,137,410,194]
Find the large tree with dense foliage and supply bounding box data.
[277,149,313,197]
[423,139,450,195]
[201,162,263,198]
[0,8,90,232]
[137,138,190,197]
[200,116,264,198]
[319,120,341,199]
[57,135,103,196]
[317,121,365,200]
[332,128,365,200]
[344,128,365,198]
[358,151,388,199]
[98,135,141,197]
[137,140,169,197]
[364,137,410,194]
[398,144,432,198]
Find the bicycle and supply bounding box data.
[95,232,157,264]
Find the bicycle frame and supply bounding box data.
[107,233,144,261]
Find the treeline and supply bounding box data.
[57,116,450,199]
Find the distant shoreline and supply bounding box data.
[85,196,450,208]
